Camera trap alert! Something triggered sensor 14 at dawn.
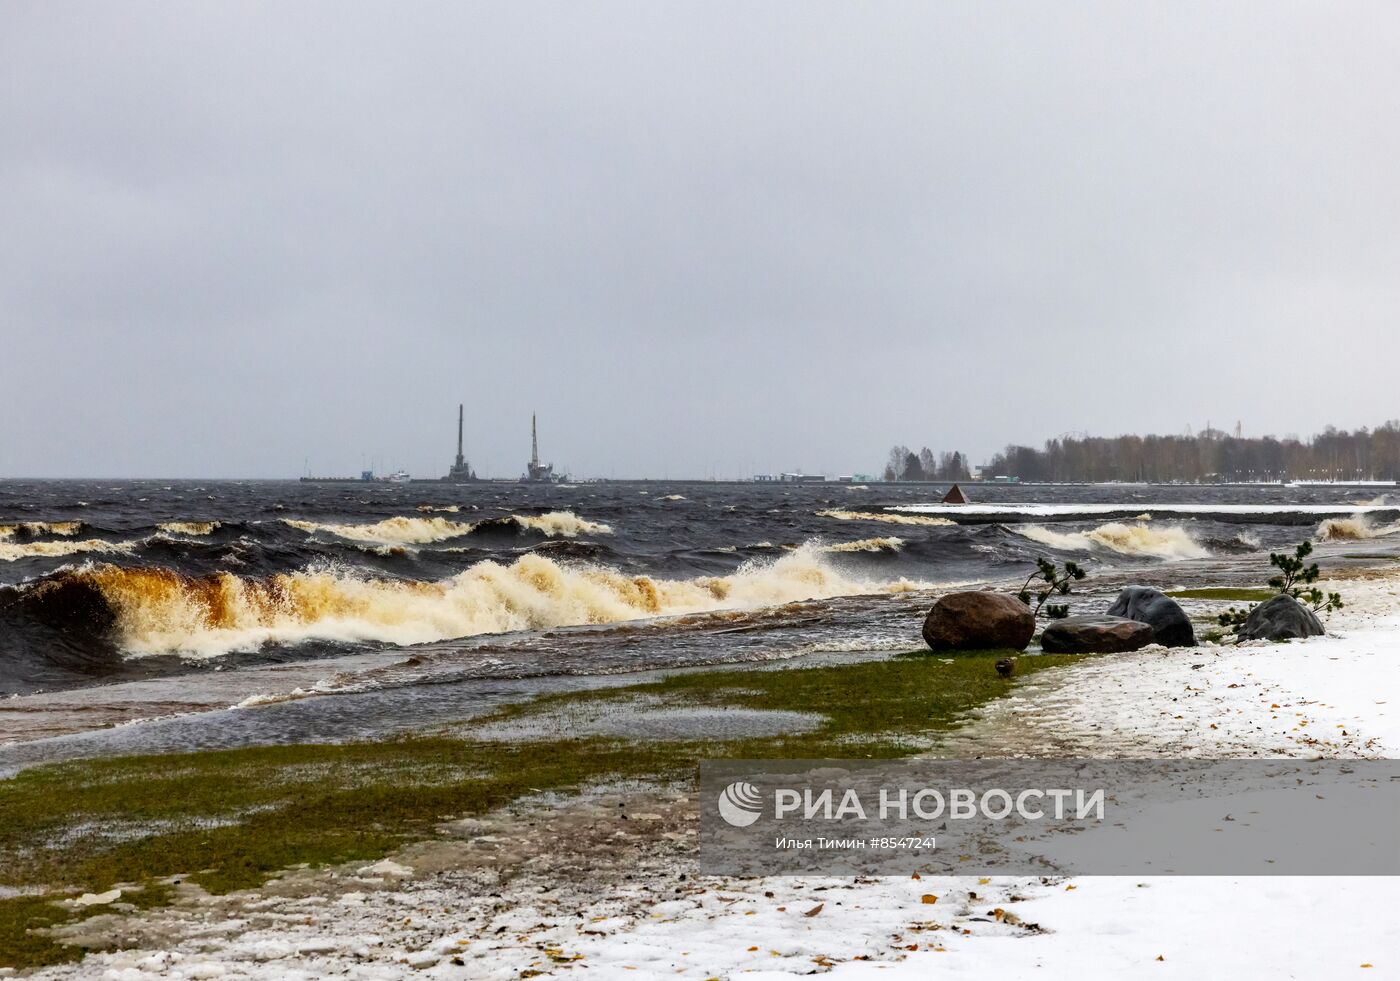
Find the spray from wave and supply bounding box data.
[1013,521,1210,560]
[23,546,922,658]
[156,521,221,536]
[816,509,956,528]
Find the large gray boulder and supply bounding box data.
[1040,614,1155,654]
[922,591,1035,652]
[1106,586,1196,647]
[1237,594,1324,641]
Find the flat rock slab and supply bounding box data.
[1040,614,1155,654]
[468,695,826,742]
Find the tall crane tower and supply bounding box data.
[445,404,475,481]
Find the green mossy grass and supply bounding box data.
[0,649,1079,968]
[1166,587,1276,602]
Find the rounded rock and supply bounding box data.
[922,591,1035,652]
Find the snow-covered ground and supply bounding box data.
[22,575,1400,980]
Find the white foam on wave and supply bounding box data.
[283,516,476,545]
[825,537,904,553]
[283,511,611,546]
[1013,521,1210,560]
[0,538,134,562]
[512,512,613,537]
[817,509,956,527]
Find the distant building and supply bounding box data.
[780,472,826,483]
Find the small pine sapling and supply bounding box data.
[1018,557,1086,619]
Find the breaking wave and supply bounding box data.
[1317,516,1400,541]
[511,512,612,537]
[0,538,135,563]
[14,546,920,659]
[156,521,221,536]
[816,509,956,527]
[284,516,475,545]
[0,521,83,539]
[1013,521,1210,560]
[826,536,904,553]
[283,511,611,546]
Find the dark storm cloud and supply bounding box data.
[3,1,1398,478]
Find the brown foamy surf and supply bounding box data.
[48,545,923,658]
[0,521,83,539]
[283,511,611,546]
[1317,516,1400,541]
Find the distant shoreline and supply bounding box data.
[5,476,1393,487]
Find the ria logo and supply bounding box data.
[717,781,764,827]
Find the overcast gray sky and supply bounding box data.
[3,1,1398,478]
